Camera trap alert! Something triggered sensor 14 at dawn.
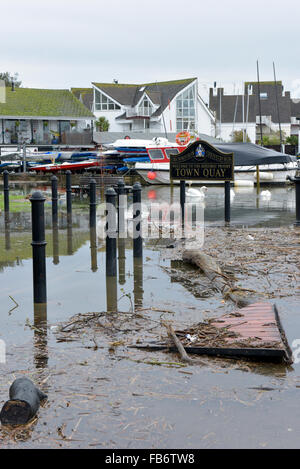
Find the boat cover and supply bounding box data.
[213,142,296,166]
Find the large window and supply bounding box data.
[95,90,121,111]
[176,86,196,132]
[138,96,153,116]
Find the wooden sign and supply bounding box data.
[170,140,234,181]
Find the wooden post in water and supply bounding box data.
[51,175,58,226]
[256,165,260,193]
[180,180,185,228]
[3,170,9,213]
[132,182,143,258]
[65,170,72,223]
[89,179,96,228]
[224,181,231,223]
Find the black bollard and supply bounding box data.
[224,181,231,223]
[288,173,300,226]
[132,182,143,258]
[117,179,126,235]
[105,187,117,277]
[65,170,72,221]
[30,192,47,304]
[180,180,185,227]
[0,378,47,426]
[89,179,97,228]
[51,175,58,226]
[3,170,9,213]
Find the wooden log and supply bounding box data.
[183,249,251,307]
[163,322,194,364]
[0,378,47,426]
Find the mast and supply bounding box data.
[256,60,263,145]
[273,61,283,150]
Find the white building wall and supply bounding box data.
[219,122,256,143]
[94,109,126,132]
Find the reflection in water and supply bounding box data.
[133,257,143,308]
[106,275,117,312]
[67,218,73,255]
[33,303,48,369]
[118,237,126,285]
[4,212,10,251]
[52,224,59,265]
[90,226,98,272]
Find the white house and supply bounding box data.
[209,81,300,144]
[91,78,215,136]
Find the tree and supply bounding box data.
[231,130,251,142]
[286,135,298,146]
[95,116,110,132]
[0,72,22,87]
[257,130,286,146]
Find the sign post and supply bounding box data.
[170,140,234,223]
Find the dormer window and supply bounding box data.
[95,89,120,111]
[138,96,153,116]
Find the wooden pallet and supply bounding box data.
[133,302,292,363]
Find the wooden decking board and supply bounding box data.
[133,302,292,363]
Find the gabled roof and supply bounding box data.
[0,87,95,118]
[71,88,94,111]
[92,78,197,115]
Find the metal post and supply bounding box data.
[117,179,126,235]
[256,166,260,194]
[65,170,72,222]
[105,187,117,277]
[132,182,142,258]
[89,179,96,228]
[291,174,300,226]
[180,180,185,226]
[22,144,27,173]
[51,175,58,226]
[224,181,231,223]
[30,192,47,304]
[3,170,9,213]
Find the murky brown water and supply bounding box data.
[0,184,299,448]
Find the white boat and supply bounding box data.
[134,141,298,185]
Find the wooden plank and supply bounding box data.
[132,302,292,363]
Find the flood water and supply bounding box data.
[0,183,299,448]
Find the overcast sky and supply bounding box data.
[2,0,300,99]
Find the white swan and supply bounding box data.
[186,183,208,199]
[260,190,271,200]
